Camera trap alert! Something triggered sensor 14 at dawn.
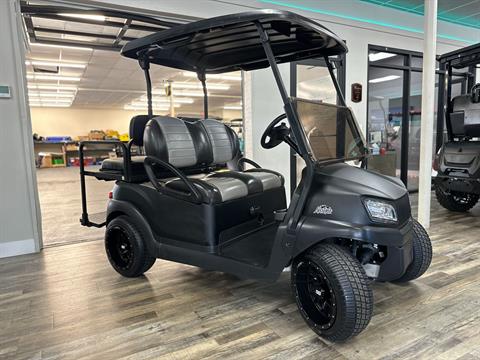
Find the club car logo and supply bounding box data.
[313,204,333,215]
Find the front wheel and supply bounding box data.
[394,219,432,283]
[434,185,479,212]
[105,215,156,277]
[292,243,373,342]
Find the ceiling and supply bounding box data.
[21,1,242,118]
[361,0,480,29]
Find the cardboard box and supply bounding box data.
[89,130,105,140]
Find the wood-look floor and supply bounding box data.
[1,168,480,359]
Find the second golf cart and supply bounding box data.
[79,10,432,341]
[434,43,480,212]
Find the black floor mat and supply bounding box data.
[219,224,279,268]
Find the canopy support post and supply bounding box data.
[324,56,347,107]
[139,56,153,118]
[255,22,289,105]
[198,72,208,118]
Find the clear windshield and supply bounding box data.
[293,98,367,162]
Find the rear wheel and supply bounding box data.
[292,243,373,342]
[394,219,432,283]
[105,215,156,277]
[435,185,479,212]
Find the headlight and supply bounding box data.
[363,199,397,222]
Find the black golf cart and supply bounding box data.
[79,10,432,341]
[434,43,480,212]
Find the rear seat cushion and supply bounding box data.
[165,175,248,204]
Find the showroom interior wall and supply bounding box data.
[31,108,145,137]
[0,0,42,257]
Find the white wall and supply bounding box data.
[0,0,42,258]
[243,64,292,199]
[30,107,145,137]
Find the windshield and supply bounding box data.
[293,98,367,162]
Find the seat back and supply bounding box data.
[129,114,155,146]
[453,94,480,137]
[143,116,239,171]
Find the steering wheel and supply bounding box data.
[471,83,480,103]
[261,113,291,149]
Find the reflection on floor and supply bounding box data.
[1,185,480,359]
[37,166,113,246]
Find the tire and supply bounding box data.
[435,185,479,212]
[105,215,156,277]
[291,243,373,342]
[394,219,432,283]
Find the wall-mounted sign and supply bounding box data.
[351,83,362,103]
[0,85,11,98]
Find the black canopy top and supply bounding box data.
[438,42,480,69]
[121,9,347,73]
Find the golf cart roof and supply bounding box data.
[438,42,480,68]
[121,9,347,73]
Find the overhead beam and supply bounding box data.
[33,27,136,42]
[31,37,122,51]
[417,0,438,229]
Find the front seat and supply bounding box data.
[143,116,284,204]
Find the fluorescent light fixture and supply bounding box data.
[29,42,92,51]
[369,75,401,83]
[130,101,181,108]
[25,60,86,69]
[168,82,230,90]
[139,95,194,104]
[369,52,396,62]
[224,105,242,110]
[60,13,106,22]
[28,84,78,91]
[30,103,71,108]
[28,92,75,98]
[124,105,171,111]
[27,74,81,82]
[29,97,73,103]
[182,72,241,81]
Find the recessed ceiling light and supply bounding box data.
[124,105,171,111]
[28,97,73,103]
[60,13,106,22]
[25,60,86,69]
[139,96,194,104]
[27,74,81,82]
[368,75,401,83]
[369,52,397,62]
[29,43,93,51]
[223,105,243,110]
[30,103,71,108]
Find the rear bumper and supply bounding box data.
[434,175,480,194]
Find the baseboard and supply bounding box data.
[0,238,37,258]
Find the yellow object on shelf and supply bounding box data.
[119,133,130,142]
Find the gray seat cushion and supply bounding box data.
[165,175,248,204]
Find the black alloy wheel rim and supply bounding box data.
[452,192,475,204]
[107,227,134,270]
[295,260,337,330]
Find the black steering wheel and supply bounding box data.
[261,113,291,149]
[471,83,480,103]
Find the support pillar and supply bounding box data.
[417,0,438,229]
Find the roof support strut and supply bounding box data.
[139,56,153,118]
[198,72,208,118]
